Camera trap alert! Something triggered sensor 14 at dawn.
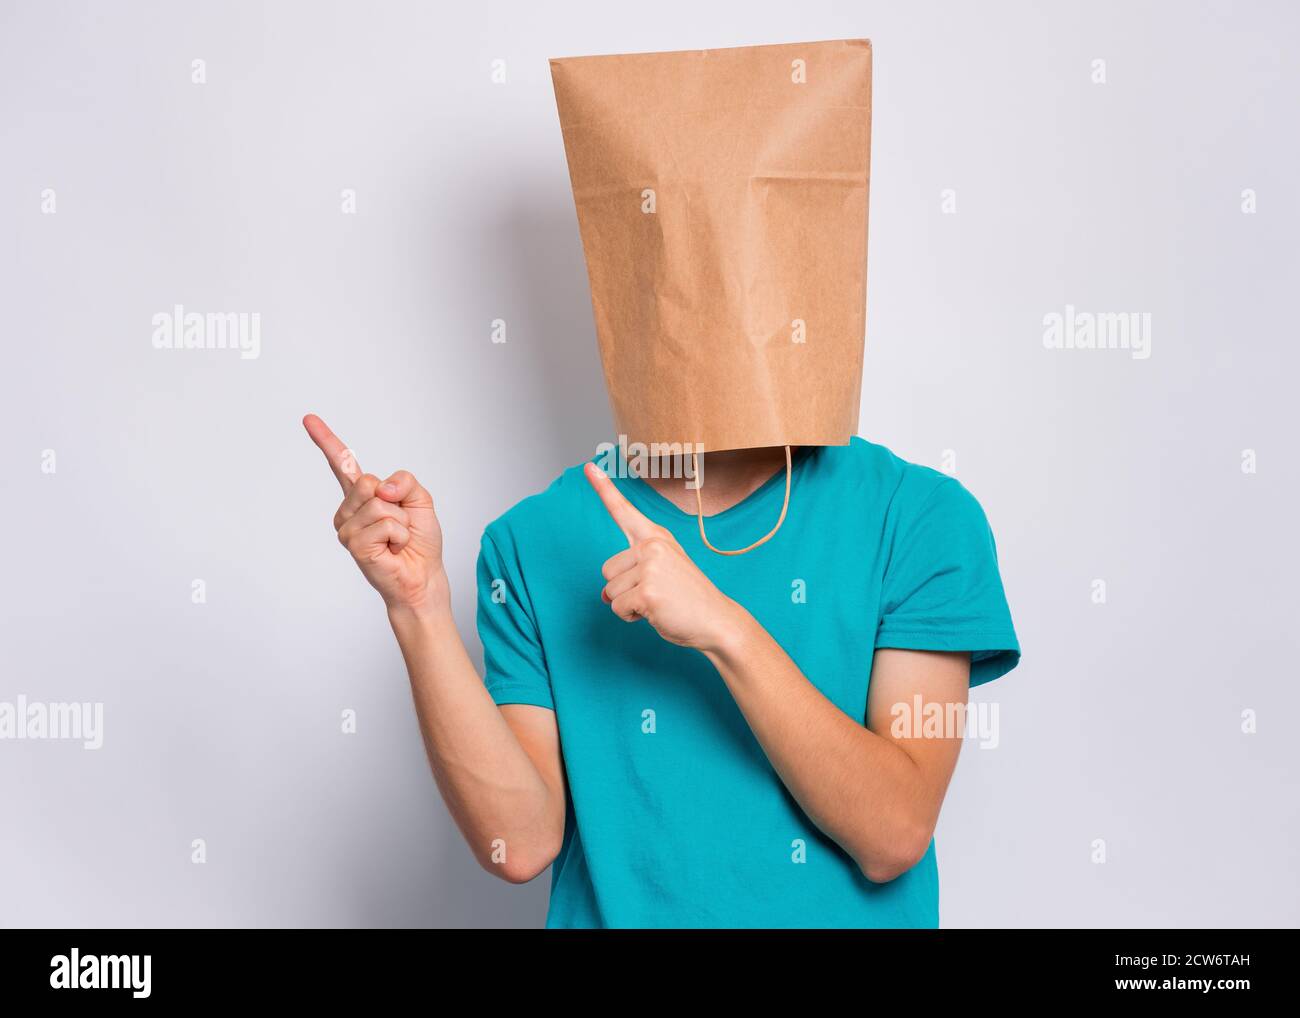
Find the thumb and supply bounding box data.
[377,470,434,511]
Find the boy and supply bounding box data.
[304,414,1018,927]
[305,38,1018,928]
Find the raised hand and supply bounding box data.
[304,414,448,617]
[585,462,748,653]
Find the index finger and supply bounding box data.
[303,413,362,493]
[584,462,655,544]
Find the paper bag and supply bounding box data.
[550,39,872,454]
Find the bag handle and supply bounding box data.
[691,446,792,555]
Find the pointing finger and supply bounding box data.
[303,413,361,493]
[584,462,656,544]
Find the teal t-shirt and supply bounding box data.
[475,436,1019,928]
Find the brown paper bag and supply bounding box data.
[550,39,872,455]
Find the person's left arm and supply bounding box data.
[707,628,967,884]
[586,463,968,883]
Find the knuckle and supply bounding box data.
[642,537,672,559]
[363,497,399,525]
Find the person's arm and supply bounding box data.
[391,610,566,883]
[586,462,967,883]
[705,632,967,883]
[304,415,565,883]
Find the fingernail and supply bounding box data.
[379,482,397,495]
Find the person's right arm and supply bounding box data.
[303,414,565,883]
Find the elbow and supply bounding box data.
[483,838,562,886]
[860,858,917,885]
[495,859,549,885]
[858,827,932,885]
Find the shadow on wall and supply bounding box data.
[489,188,611,464]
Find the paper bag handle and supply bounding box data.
[691,446,792,555]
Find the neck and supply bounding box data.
[643,446,791,517]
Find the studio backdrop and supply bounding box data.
[1,0,1296,927]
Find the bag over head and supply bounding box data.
[550,39,872,551]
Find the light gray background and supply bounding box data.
[2,0,1296,928]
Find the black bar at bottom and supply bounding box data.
[0,929,1278,1005]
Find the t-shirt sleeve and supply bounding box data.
[875,477,1020,687]
[475,528,555,710]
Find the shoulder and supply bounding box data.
[821,437,989,527]
[480,458,594,556]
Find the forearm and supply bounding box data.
[388,596,562,880]
[703,609,938,882]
